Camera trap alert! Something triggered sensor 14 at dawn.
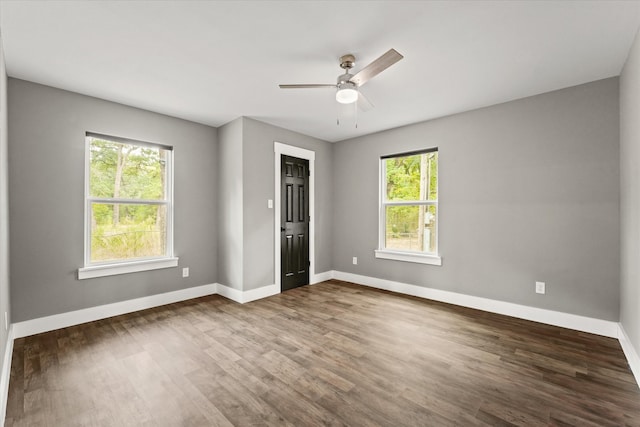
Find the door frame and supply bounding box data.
[274,142,315,293]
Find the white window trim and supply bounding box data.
[374,249,442,265]
[78,257,179,280]
[79,133,177,280]
[377,149,441,266]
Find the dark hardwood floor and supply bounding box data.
[5,280,640,426]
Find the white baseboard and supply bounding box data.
[4,270,624,339]
[332,271,619,338]
[215,283,243,303]
[12,284,217,339]
[216,283,280,304]
[12,279,295,340]
[311,270,335,284]
[618,323,640,389]
[0,325,13,426]
[243,284,279,303]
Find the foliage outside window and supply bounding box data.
[379,149,439,261]
[85,133,173,266]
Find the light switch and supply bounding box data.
[268,199,273,209]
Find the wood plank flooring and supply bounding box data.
[5,280,640,426]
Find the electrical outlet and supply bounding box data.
[535,281,545,294]
[182,267,189,278]
[352,257,358,265]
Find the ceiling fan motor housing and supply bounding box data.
[339,54,355,70]
[336,52,358,105]
[337,72,354,86]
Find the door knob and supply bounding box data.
[280,227,285,232]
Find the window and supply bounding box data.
[78,132,177,279]
[375,148,441,265]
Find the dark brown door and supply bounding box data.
[281,155,310,291]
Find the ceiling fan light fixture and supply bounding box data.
[336,82,358,104]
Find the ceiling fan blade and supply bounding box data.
[349,48,404,87]
[279,84,336,89]
[357,92,374,112]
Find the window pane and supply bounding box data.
[385,205,437,253]
[385,151,437,201]
[89,137,168,200]
[90,203,167,262]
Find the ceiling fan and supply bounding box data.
[279,48,404,110]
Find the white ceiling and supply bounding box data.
[1,1,639,142]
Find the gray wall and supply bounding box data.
[621,29,640,351]
[1,66,624,327]
[8,79,218,322]
[215,117,333,292]
[333,78,620,321]
[217,117,243,290]
[242,118,333,290]
[0,30,12,384]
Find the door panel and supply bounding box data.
[298,185,305,221]
[286,184,293,222]
[281,155,310,291]
[285,235,294,277]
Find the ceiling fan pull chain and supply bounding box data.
[355,99,358,128]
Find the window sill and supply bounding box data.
[78,257,179,280]
[374,250,442,266]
